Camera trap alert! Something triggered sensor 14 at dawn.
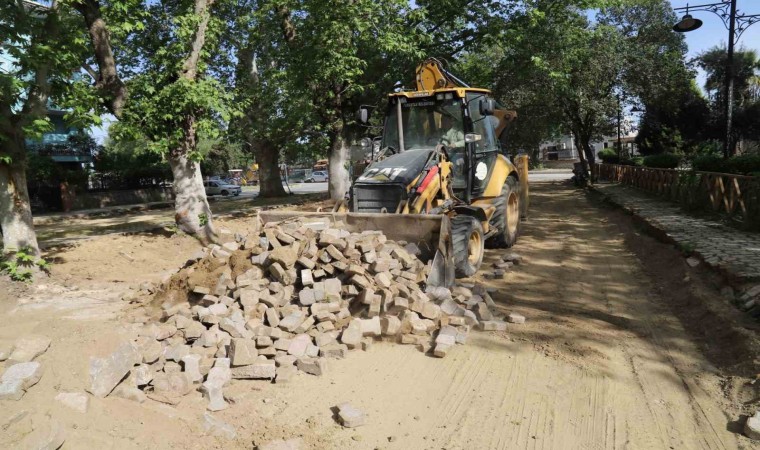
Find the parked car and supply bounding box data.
[305,171,329,183]
[203,180,241,196]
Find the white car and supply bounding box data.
[305,171,329,183]
[203,180,241,196]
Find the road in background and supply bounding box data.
[228,170,572,199]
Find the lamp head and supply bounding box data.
[673,14,703,33]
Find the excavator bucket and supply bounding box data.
[257,211,455,288]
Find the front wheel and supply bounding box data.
[486,176,521,248]
[452,215,485,278]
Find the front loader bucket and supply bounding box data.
[257,211,455,288]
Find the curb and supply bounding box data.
[588,183,760,318]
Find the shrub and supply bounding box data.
[619,157,643,166]
[643,153,680,169]
[597,148,619,164]
[691,154,760,175]
[727,155,760,175]
[691,154,726,173]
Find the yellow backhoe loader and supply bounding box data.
[259,58,528,287]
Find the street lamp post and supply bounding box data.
[672,1,760,158]
[617,93,622,158]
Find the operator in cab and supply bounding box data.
[439,114,464,149]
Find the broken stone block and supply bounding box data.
[476,303,494,321]
[230,338,258,366]
[230,360,276,379]
[320,343,348,359]
[287,334,312,357]
[381,316,401,336]
[152,372,193,397]
[55,392,89,413]
[181,354,203,383]
[507,313,526,324]
[300,269,314,287]
[133,364,154,386]
[279,311,306,332]
[340,321,363,347]
[275,364,298,383]
[358,317,381,337]
[7,336,51,365]
[270,243,299,268]
[111,385,146,403]
[202,412,237,439]
[164,343,191,362]
[0,361,43,401]
[480,320,507,331]
[296,357,326,376]
[337,402,365,428]
[433,343,452,358]
[258,438,304,450]
[420,302,441,320]
[87,341,140,398]
[502,253,522,264]
[744,410,760,440]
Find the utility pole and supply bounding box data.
[725,0,737,158]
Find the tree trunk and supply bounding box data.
[0,138,40,256]
[168,150,216,244]
[327,124,349,201]
[168,0,216,241]
[73,0,127,119]
[256,139,287,198]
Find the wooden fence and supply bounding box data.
[595,164,760,226]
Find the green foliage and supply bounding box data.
[198,213,209,227]
[94,138,171,187]
[0,247,50,283]
[692,154,760,175]
[643,153,680,169]
[597,148,620,164]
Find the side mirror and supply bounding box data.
[360,137,372,149]
[464,133,482,143]
[479,98,496,116]
[356,107,369,124]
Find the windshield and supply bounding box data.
[381,96,464,152]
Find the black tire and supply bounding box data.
[452,215,485,278]
[486,176,521,248]
[221,190,229,196]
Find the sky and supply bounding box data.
[669,0,760,90]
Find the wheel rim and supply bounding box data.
[507,192,519,234]
[467,229,482,264]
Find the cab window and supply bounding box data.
[466,93,498,153]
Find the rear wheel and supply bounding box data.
[221,190,229,196]
[486,176,521,248]
[452,215,485,278]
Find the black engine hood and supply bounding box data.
[355,148,432,186]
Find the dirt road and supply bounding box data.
[1,182,757,449]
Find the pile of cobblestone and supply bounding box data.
[91,217,519,410]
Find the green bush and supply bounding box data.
[727,155,760,175]
[691,154,726,173]
[643,153,680,169]
[619,157,643,166]
[597,148,619,164]
[691,154,760,175]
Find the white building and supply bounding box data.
[539,118,639,161]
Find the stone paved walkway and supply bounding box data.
[593,182,760,283]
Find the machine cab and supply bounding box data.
[378,89,506,201]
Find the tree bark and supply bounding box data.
[0,138,40,256]
[168,148,216,244]
[255,139,287,198]
[327,122,349,201]
[73,0,127,119]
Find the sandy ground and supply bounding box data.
[1,182,758,449]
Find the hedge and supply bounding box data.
[691,154,760,175]
[597,148,619,164]
[643,153,680,169]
